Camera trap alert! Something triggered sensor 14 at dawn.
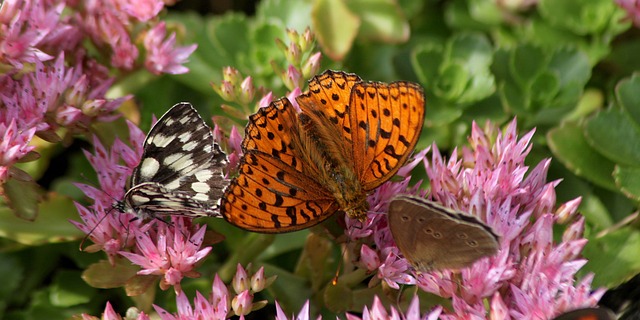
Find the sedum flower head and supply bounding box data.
[344,119,603,318]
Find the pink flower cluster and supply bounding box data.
[350,120,604,318]
[72,118,213,293]
[0,0,197,188]
[84,264,273,320]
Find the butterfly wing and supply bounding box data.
[295,70,361,166]
[349,81,425,190]
[125,103,227,217]
[221,99,338,232]
[388,195,499,272]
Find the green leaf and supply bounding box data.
[347,0,409,43]
[584,108,640,166]
[0,192,83,245]
[434,62,468,100]
[539,0,618,35]
[411,44,444,85]
[0,253,22,316]
[312,0,361,61]
[616,73,640,127]
[447,33,495,103]
[547,48,591,88]
[2,178,42,221]
[510,44,546,88]
[614,166,640,201]
[583,227,640,288]
[256,0,314,32]
[210,13,251,62]
[82,259,139,289]
[531,71,559,104]
[467,0,503,25]
[547,123,616,190]
[50,270,95,307]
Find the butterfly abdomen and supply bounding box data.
[296,107,369,221]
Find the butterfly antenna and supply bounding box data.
[79,205,116,251]
[77,173,126,251]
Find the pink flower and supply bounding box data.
[119,218,212,292]
[143,22,197,75]
[345,296,442,320]
[81,301,150,320]
[617,0,640,26]
[117,0,164,22]
[0,0,62,67]
[153,268,270,319]
[344,119,603,318]
[275,300,321,320]
[258,92,274,109]
[0,119,36,184]
[71,131,144,262]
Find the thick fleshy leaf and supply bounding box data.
[583,227,640,288]
[0,192,83,244]
[347,0,409,43]
[547,123,616,190]
[256,0,313,32]
[82,259,139,289]
[125,274,157,297]
[2,178,42,221]
[614,166,640,201]
[539,0,625,35]
[510,44,547,88]
[312,0,360,61]
[50,270,95,307]
[616,73,640,127]
[584,108,640,166]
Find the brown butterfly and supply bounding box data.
[387,194,499,272]
[221,70,425,232]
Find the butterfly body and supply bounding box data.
[116,102,228,219]
[388,194,499,272]
[222,70,425,232]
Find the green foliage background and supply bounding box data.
[2,0,640,318]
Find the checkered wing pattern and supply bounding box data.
[118,102,228,219]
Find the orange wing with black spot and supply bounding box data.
[220,99,339,232]
[349,81,425,190]
[296,70,361,162]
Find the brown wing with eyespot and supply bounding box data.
[388,195,499,272]
[350,82,425,191]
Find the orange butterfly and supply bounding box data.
[221,70,425,232]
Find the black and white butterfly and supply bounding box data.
[114,102,228,219]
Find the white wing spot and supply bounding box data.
[182,141,198,151]
[131,194,151,205]
[164,118,175,126]
[195,170,213,182]
[139,158,160,179]
[204,144,212,153]
[164,153,193,171]
[191,182,210,193]
[193,193,209,201]
[179,116,191,124]
[165,178,181,190]
[178,132,192,142]
[150,134,175,147]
